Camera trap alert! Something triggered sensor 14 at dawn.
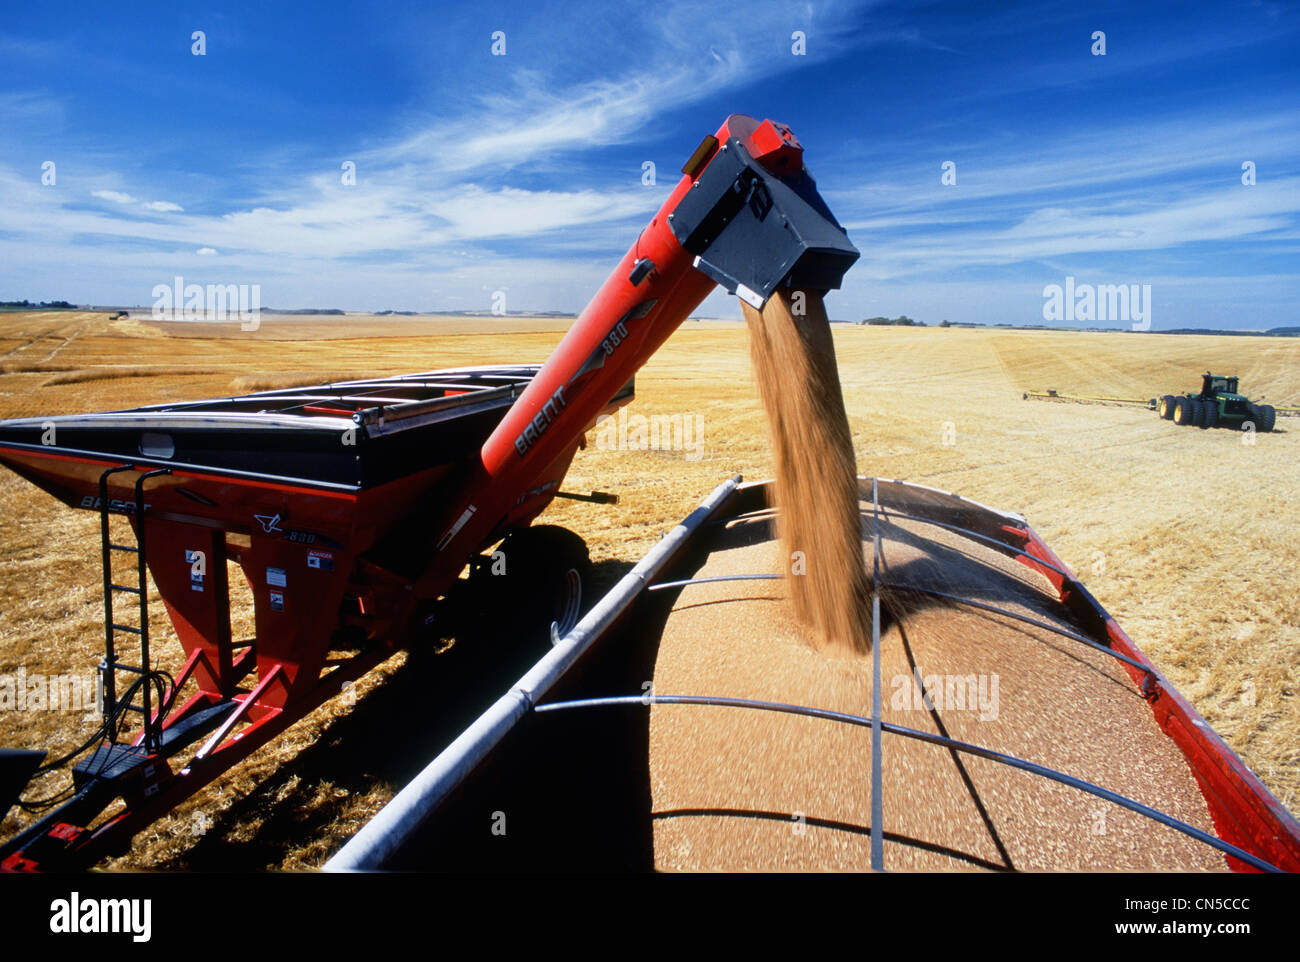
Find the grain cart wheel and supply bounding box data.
[480,524,592,649]
[1160,395,1177,420]
[1258,404,1277,433]
[1173,396,1195,426]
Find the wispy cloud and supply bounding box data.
[92,189,136,204]
[831,103,1300,288]
[377,1,873,174]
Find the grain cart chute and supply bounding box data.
[0,114,859,871]
[1159,372,1276,432]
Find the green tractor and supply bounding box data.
[1157,372,1276,432]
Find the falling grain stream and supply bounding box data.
[741,290,873,656]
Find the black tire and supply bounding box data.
[1258,404,1276,433]
[1159,395,1177,420]
[465,524,591,649]
[1173,396,1195,426]
[1202,399,1218,429]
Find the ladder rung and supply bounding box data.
[110,624,143,636]
[109,543,139,553]
[110,583,142,594]
[106,663,146,675]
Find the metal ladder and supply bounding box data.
[97,465,171,753]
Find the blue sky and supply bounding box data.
[1,0,1296,328]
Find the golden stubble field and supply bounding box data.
[0,310,1296,869]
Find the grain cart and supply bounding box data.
[1158,372,1276,432]
[0,114,859,870]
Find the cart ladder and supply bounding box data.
[97,465,171,753]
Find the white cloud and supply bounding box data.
[143,200,183,212]
[829,106,1300,281]
[845,179,1300,280]
[379,1,866,174]
[92,189,136,204]
[195,247,218,256]
[425,186,656,240]
[0,165,663,260]
[393,72,687,174]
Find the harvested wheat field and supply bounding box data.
[0,309,1297,869]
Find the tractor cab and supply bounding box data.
[1201,372,1238,398]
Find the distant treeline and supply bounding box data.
[859,317,1298,336]
[1154,327,1300,337]
[261,308,346,315]
[1,299,76,309]
[859,315,925,326]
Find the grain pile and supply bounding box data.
[741,290,872,655]
[647,499,1225,871]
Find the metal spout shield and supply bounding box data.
[668,135,859,308]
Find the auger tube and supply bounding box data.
[414,114,859,596]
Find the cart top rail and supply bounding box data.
[0,365,639,491]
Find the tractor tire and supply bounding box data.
[1159,395,1176,420]
[1173,396,1195,426]
[465,524,591,650]
[1170,397,1190,428]
[1202,401,1218,429]
[1258,404,1277,433]
[1190,398,1206,428]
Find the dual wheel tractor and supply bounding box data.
[1158,372,1277,433]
